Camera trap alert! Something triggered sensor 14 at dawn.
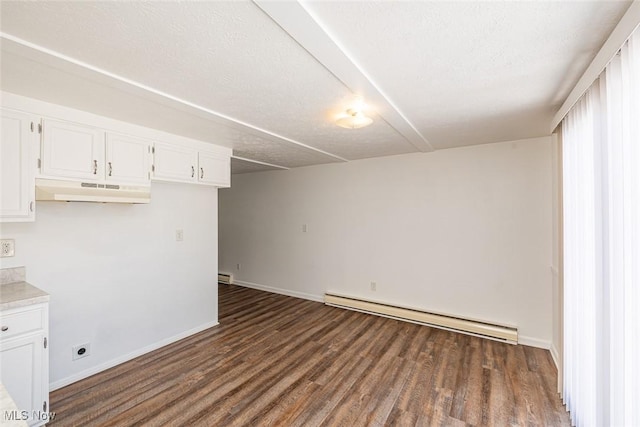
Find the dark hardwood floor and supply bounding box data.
[49,285,570,426]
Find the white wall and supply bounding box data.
[0,182,218,388]
[219,136,553,346]
[0,93,224,389]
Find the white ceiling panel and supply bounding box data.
[304,1,632,147]
[0,44,337,167]
[0,40,342,167]
[0,1,415,160]
[0,1,634,172]
[0,49,233,147]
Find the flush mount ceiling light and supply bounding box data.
[336,108,373,129]
[335,96,373,129]
[334,96,374,129]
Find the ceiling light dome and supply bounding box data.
[336,108,373,129]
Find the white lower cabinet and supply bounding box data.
[0,303,49,427]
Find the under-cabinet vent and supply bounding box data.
[218,273,233,285]
[324,293,518,344]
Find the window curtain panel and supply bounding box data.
[562,29,639,427]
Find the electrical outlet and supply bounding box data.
[302,224,307,233]
[0,239,15,257]
[236,263,241,271]
[175,229,184,241]
[72,343,91,360]
[370,281,377,291]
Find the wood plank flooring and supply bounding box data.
[49,285,570,426]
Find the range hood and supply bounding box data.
[35,179,151,204]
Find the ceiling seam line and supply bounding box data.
[298,2,434,153]
[232,156,290,170]
[254,0,434,153]
[0,32,349,164]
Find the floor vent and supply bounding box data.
[324,293,518,344]
[218,273,233,285]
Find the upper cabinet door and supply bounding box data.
[198,151,230,187]
[106,133,151,185]
[152,142,198,183]
[41,119,104,181]
[0,109,37,222]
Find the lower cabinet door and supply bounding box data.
[0,332,48,426]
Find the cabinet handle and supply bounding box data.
[200,167,204,179]
[108,162,113,177]
[30,201,34,212]
[191,166,195,178]
[93,160,98,175]
[1,326,8,332]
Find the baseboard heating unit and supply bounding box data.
[324,293,518,344]
[218,273,233,285]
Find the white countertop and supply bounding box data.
[0,281,50,311]
[0,267,49,311]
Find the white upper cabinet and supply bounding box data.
[152,142,198,183]
[41,119,105,181]
[1,109,37,222]
[198,151,230,187]
[41,119,151,185]
[152,142,231,187]
[106,133,151,184]
[3,95,230,194]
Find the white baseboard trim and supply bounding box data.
[49,320,219,391]
[518,335,551,349]
[550,343,560,370]
[230,282,554,351]
[234,280,324,303]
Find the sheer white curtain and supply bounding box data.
[562,79,602,427]
[562,29,639,427]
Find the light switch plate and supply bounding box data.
[0,239,15,257]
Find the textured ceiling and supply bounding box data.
[304,0,631,149]
[0,1,632,173]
